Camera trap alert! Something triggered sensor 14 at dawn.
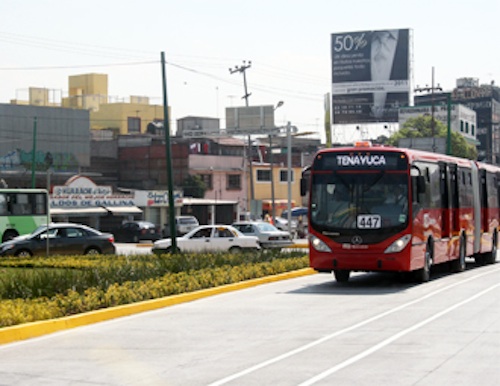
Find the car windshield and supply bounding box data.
[255,223,279,232]
[178,218,197,224]
[310,171,408,231]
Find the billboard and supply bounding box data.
[225,105,276,135]
[331,29,411,124]
[0,104,90,173]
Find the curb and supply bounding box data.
[0,268,316,345]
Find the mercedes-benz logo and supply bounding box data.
[351,235,363,245]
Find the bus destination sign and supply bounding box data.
[315,151,407,171]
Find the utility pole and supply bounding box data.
[229,61,255,216]
[414,67,443,152]
[161,51,177,252]
[229,61,252,106]
[31,117,37,188]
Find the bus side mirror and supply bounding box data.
[300,178,308,196]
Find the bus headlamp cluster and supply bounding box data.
[311,235,332,252]
[384,234,411,254]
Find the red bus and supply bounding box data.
[301,143,500,282]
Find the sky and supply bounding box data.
[1,0,499,144]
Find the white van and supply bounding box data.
[163,216,199,237]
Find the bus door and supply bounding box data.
[439,162,452,239]
[449,163,460,235]
[479,169,489,233]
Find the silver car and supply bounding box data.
[231,221,294,249]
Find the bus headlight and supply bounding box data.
[310,235,332,252]
[384,234,411,254]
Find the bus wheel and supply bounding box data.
[451,238,466,273]
[484,232,498,265]
[333,269,350,283]
[415,244,432,282]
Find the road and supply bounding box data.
[1,260,500,385]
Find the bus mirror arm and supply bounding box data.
[416,176,426,195]
[300,178,308,196]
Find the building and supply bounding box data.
[0,103,90,188]
[399,103,478,145]
[4,74,323,228]
[415,78,500,164]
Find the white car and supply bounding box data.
[152,225,261,254]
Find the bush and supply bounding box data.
[0,251,308,327]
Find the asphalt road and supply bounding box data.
[1,259,500,385]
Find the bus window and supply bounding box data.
[310,171,409,230]
[0,194,7,215]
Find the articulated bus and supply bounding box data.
[301,143,500,282]
[0,189,50,242]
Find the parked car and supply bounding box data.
[281,207,308,218]
[273,216,298,236]
[280,207,308,238]
[162,215,199,237]
[231,221,294,249]
[152,225,260,254]
[113,221,161,243]
[0,223,116,257]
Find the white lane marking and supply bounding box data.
[208,267,500,386]
[299,281,500,385]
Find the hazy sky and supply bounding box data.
[1,0,498,143]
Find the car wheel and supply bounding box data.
[16,249,32,258]
[85,247,101,255]
[165,246,180,253]
[229,246,242,253]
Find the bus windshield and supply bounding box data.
[310,172,408,231]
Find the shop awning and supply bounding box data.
[104,206,143,215]
[51,207,108,217]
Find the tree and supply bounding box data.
[387,116,477,160]
[182,174,207,198]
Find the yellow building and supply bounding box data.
[61,73,108,111]
[251,163,303,216]
[59,73,168,135]
[10,87,59,107]
[90,100,167,135]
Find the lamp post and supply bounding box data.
[286,121,293,234]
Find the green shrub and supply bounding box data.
[0,252,308,327]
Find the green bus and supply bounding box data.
[0,189,50,242]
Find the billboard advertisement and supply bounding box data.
[331,29,411,124]
[225,105,276,135]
